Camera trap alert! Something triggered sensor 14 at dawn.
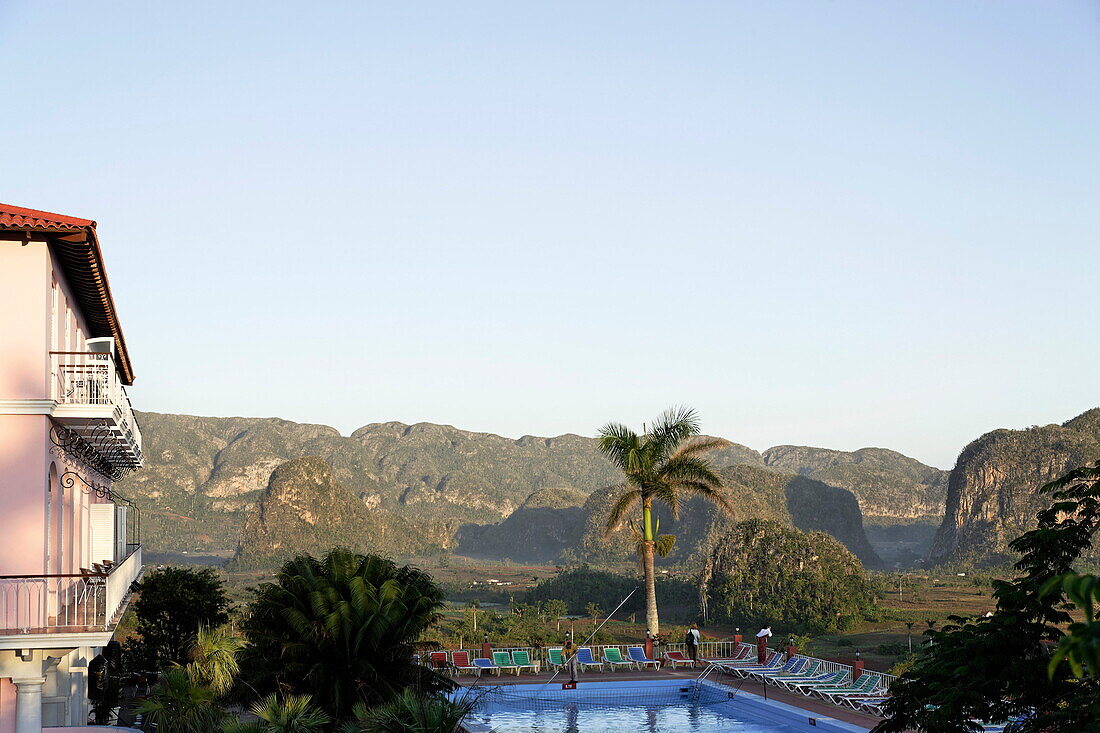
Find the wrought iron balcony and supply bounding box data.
[50,351,143,473]
[0,546,142,636]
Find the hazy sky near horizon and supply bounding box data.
[2,2,1098,469]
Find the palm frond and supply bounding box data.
[597,423,646,474]
[648,406,700,461]
[670,436,734,460]
[651,484,682,518]
[604,489,642,536]
[660,454,724,488]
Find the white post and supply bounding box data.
[14,677,45,733]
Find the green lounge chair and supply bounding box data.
[812,673,882,702]
[492,650,522,676]
[546,647,566,672]
[511,649,540,674]
[776,670,847,692]
[602,647,635,671]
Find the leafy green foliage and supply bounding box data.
[239,548,455,720]
[127,566,231,674]
[700,519,876,634]
[874,461,1100,733]
[136,666,227,733]
[1043,572,1100,679]
[523,565,696,619]
[221,694,330,733]
[337,689,477,733]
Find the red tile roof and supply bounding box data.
[0,203,135,385]
[0,203,95,231]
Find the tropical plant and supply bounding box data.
[873,461,1100,732]
[597,406,732,634]
[187,625,245,697]
[337,688,477,733]
[136,666,227,733]
[221,694,330,733]
[239,548,455,720]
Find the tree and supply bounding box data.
[239,548,455,721]
[221,694,330,733]
[128,567,231,674]
[543,599,568,632]
[584,602,602,631]
[597,406,732,634]
[699,519,875,634]
[873,461,1100,732]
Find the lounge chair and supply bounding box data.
[450,650,478,676]
[427,651,453,677]
[811,673,882,702]
[628,647,661,670]
[602,647,635,671]
[774,670,847,693]
[511,650,540,674]
[574,647,605,672]
[472,657,502,676]
[492,650,522,675]
[752,657,815,682]
[719,652,781,673]
[662,651,695,669]
[700,645,750,664]
[728,653,789,678]
[546,647,566,672]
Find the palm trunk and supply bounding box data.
[642,499,659,636]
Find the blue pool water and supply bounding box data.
[458,680,866,733]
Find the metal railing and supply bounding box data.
[50,351,143,455]
[0,546,142,635]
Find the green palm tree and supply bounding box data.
[598,406,732,635]
[136,666,227,733]
[188,624,245,697]
[239,548,455,720]
[338,689,477,733]
[222,694,330,733]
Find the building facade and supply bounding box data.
[0,205,143,732]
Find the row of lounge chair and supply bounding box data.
[425,646,663,676]
[702,645,890,712]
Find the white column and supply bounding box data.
[13,677,45,733]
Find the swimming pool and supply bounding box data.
[458,680,868,732]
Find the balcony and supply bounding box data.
[50,351,143,471]
[0,546,142,641]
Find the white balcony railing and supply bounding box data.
[0,546,142,635]
[50,351,142,465]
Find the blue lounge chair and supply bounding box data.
[627,646,661,670]
[733,655,799,679]
[575,647,605,672]
[774,670,847,692]
[472,657,501,677]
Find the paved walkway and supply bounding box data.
[455,667,883,730]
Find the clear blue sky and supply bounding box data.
[2,2,1097,469]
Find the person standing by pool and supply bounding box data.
[564,639,579,683]
[685,624,701,667]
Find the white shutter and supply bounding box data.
[89,504,116,566]
[115,506,127,561]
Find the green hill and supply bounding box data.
[229,457,435,568]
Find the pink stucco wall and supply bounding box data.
[0,676,14,733]
[0,239,115,577]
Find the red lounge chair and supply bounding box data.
[450,650,478,676]
[663,651,695,669]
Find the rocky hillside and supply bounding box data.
[576,464,882,568]
[454,487,588,563]
[928,408,1100,567]
[762,446,948,522]
[230,457,434,568]
[126,411,938,565]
